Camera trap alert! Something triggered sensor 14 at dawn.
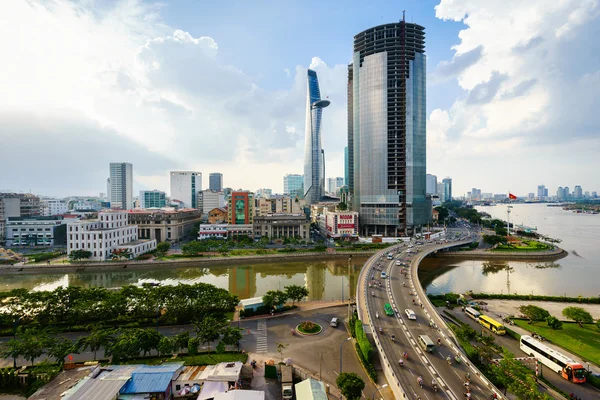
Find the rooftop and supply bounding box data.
[120,363,183,394]
[62,365,139,400]
[295,378,328,400]
[174,365,206,382]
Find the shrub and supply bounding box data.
[354,342,377,381]
[354,320,372,361]
[298,321,321,334]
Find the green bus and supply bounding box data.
[384,303,394,316]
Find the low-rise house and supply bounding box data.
[295,378,328,400]
[119,363,184,400]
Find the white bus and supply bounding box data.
[464,307,481,321]
[417,335,435,353]
[519,336,586,383]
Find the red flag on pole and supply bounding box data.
[509,193,517,200]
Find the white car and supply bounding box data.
[405,309,417,320]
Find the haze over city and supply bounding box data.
[1,0,599,197]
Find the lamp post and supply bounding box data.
[339,337,351,373]
[371,383,388,399]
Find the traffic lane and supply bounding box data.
[390,252,492,400]
[449,309,600,400]
[368,282,443,399]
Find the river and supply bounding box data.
[421,203,600,297]
[0,257,366,301]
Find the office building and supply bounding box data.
[537,185,548,199]
[255,188,273,199]
[347,64,354,195]
[139,190,167,209]
[255,195,304,216]
[0,193,42,242]
[253,214,310,240]
[426,174,437,195]
[197,189,225,214]
[209,173,223,192]
[228,191,254,225]
[573,185,583,199]
[327,177,344,196]
[67,210,156,260]
[350,21,429,236]
[41,199,68,216]
[471,188,481,201]
[528,193,535,200]
[109,162,133,210]
[442,178,452,202]
[283,174,304,198]
[303,69,330,205]
[344,147,349,186]
[321,210,359,239]
[592,191,598,198]
[6,216,68,247]
[170,171,202,209]
[198,224,228,240]
[129,207,202,243]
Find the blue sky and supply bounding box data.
[1,0,599,198]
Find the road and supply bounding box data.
[358,229,505,400]
[446,306,600,399]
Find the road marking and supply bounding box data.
[256,319,268,353]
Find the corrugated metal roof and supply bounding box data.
[120,363,183,394]
[63,365,138,400]
[175,365,206,382]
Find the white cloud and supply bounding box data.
[429,0,600,195]
[0,0,348,196]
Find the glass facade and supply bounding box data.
[140,190,166,208]
[303,69,330,205]
[283,174,304,198]
[209,173,223,192]
[351,22,429,235]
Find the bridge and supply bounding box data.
[356,230,505,399]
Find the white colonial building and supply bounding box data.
[67,210,156,260]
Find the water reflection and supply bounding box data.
[0,257,365,301]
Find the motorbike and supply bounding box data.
[417,376,423,389]
[432,382,438,392]
[455,355,462,364]
[375,312,379,319]
[437,338,442,346]
[398,359,404,367]
[391,334,395,342]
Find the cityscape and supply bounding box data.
[1,2,599,400]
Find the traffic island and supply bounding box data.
[295,321,323,336]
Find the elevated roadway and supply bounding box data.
[357,231,504,400]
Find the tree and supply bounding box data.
[111,248,133,260]
[221,327,243,347]
[0,338,23,367]
[276,342,288,362]
[262,290,288,310]
[562,306,593,327]
[173,332,191,353]
[596,319,600,331]
[47,337,78,368]
[158,336,174,356]
[193,315,227,352]
[19,328,50,366]
[490,349,550,400]
[336,372,365,400]
[156,241,170,256]
[182,241,205,256]
[284,285,309,306]
[434,206,449,222]
[69,250,92,261]
[188,337,200,355]
[494,226,508,236]
[546,316,563,330]
[519,305,551,324]
[137,328,163,357]
[338,202,348,211]
[76,325,114,360]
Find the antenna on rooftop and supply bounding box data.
[403,10,406,23]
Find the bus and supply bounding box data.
[417,335,435,353]
[384,303,394,316]
[464,307,481,321]
[520,336,586,383]
[478,314,506,335]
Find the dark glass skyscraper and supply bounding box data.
[209,173,223,192]
[303,69,330,205]
[350,21,430,236]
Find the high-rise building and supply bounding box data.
[327,177,344,196]
[471,188,481,201]
[170,171,202,209]
[573,185,583,199]
[442,178,452,202]
[197,189,225,214]
[426,174,437,195]
[283,174,304,198]
[344,146,349,186]
[592,191,598,198]
[350,21,428,236]
[303,69,330,205]
[209,173,223,192]
[537,185,548,199]
[106,178,111,202]
[255,188,273,199]
[227,191,254,225]
[347,65,354,195]
[139,190,167,208]
[109,162,133,210]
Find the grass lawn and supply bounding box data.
[120,351,248,366]
[493,240,551,252]
[513,319,600,365]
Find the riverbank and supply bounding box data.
[0,250,376,275]
[432,246,567,261]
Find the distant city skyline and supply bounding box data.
[1,1,599,197]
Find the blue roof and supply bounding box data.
[120,363,183,394]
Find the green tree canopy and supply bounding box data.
[262,290,288,310]
[562,307,593,327]
[490,349,550,400]
[546,316,563,330]
[336,372,365,400]
[68,250,92,261]
[76,325,115,361]
[519,305,551,324]
[193,315,227,352]
[156,241,170,255]
[284,285,309,306]
[48,337,78,368]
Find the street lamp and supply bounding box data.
[339,337,351,373]
[371,383,388,399]
[13,317,22,369]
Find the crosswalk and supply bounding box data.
[256,319,268,353]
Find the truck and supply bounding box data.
[281,365,293,400]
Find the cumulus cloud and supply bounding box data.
[0,0,348,196]
[429,0,600,195]
[433,45,483,81]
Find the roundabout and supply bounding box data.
[294,321,323,335]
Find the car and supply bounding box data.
[405,309,417,320]
[330,317,339,327]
